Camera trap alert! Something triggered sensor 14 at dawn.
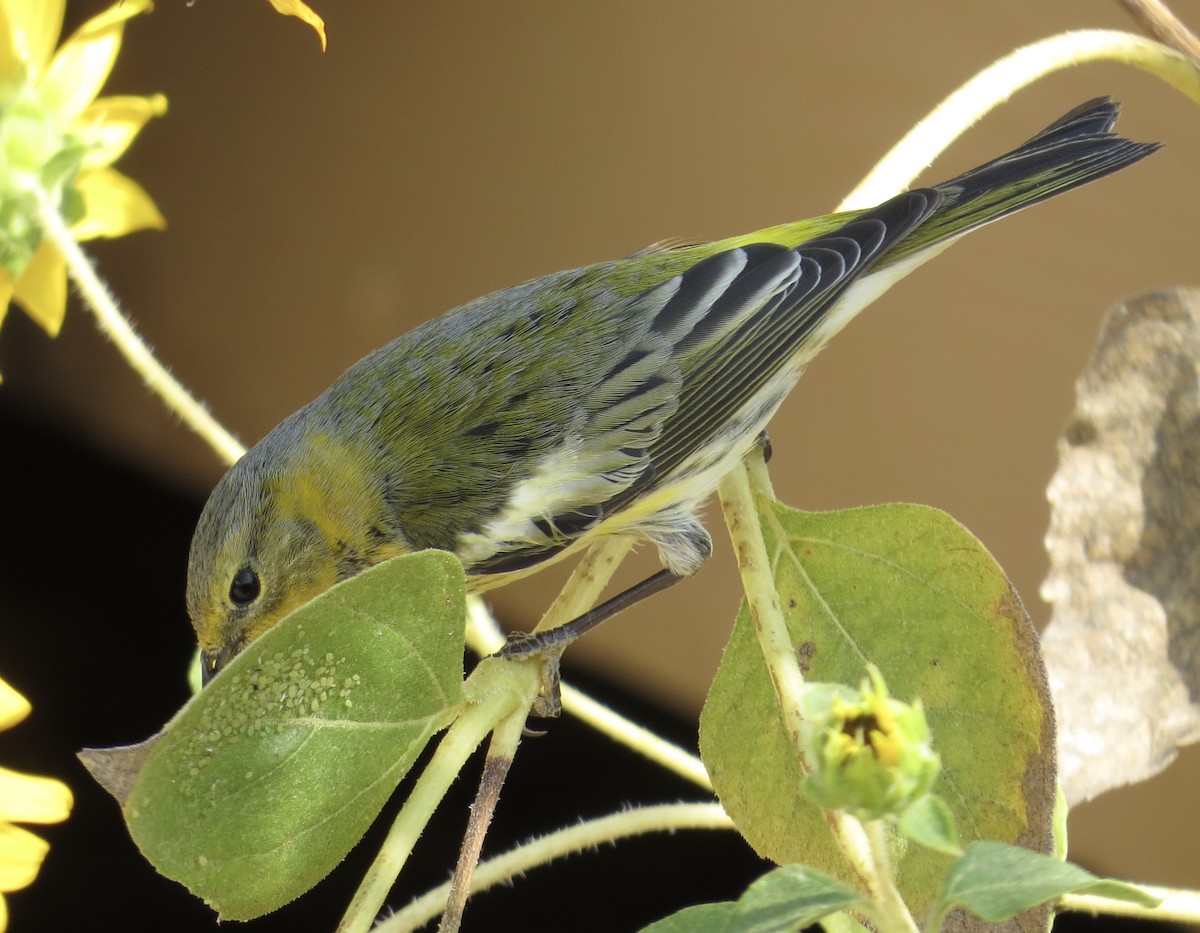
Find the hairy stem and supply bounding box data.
[377,802,734,933]
[465,580,711,791]
[839,29,1200,211]
[533,536,634,634]
[717,454,913,918]
[33,189,245,466]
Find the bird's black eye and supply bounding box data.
[229,568,260,606]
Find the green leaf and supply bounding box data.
[734,865,867,932]
[898,794,961,856]
[1073,880,1162,907]
[638,865,866,933]
[700,501,1055,923]
[121,550,467,920]
[818,911,872,933]
[933,841,1161,924]
[639,902,737,933]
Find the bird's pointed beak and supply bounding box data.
[200,642,241,686]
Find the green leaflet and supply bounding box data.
[639,864,866,933]
[700,501,1055,924]
[121,551,466,920]
[931,842,1160,925]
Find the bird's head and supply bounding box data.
[186,428,404,683]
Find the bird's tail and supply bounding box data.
[880,97,1159,267]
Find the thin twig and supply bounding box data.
[438,705,526,933]
[1117,0,1200,65]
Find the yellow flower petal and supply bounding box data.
[1,890,7,929]
[267,0,327,51]
[0,3,18,84]
[0,273,11,375]
[72,167,164,241]
[40,0,151,121]
[0,822,48,894]
[0,680,29,733]
[76,93,168,171]
[0,769,72,825]
[11,240,65,336]
[3,0,65,77]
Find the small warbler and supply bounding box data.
[188,98,1155,681]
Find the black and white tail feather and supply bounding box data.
[482,98,1156,588]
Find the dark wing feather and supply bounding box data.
[476,188,940,576]
[615,188,939,505]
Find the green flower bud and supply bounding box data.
[803,666,940,822]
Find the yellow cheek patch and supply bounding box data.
[274,431,384,553]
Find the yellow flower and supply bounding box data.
[0,0,166,343]
[266,0,327,51]
[0,676,72,931]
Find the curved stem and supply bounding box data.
[377,802,735,933]
[1118,0,1200,64]
[32,188,245,467]
[1059,884,1200,926]
[559,681,712,790]
[838,29,1200,211]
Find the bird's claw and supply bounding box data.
[499,632,564,720]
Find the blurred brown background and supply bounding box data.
[3,0,1198,913]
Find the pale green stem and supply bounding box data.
[463,595,509,656]
[557,681,712,790]
[376,802,734,933]
[716,455,895,913]
[533,536,634,634]
[861,820,920,933]
[1060,884,1200,926]
[465,592,712,791]
[716,457,808,755]
[337,659,539,933]
[32,188,245,467]
[838,29,1200,211]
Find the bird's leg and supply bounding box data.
[498,568,683,716]
[501,568,682,658]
